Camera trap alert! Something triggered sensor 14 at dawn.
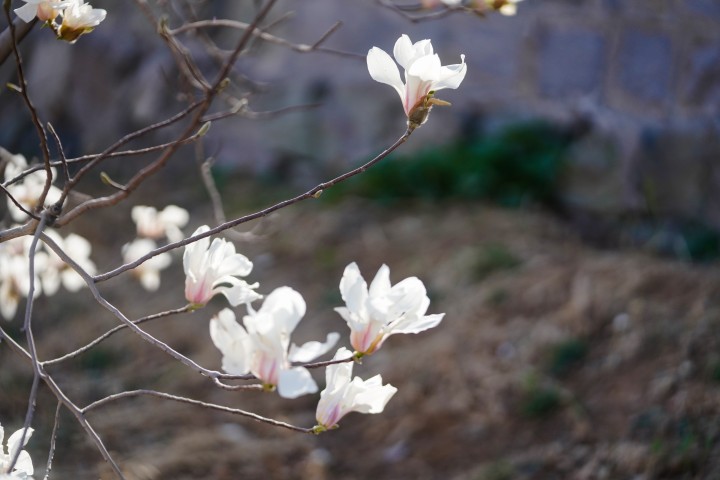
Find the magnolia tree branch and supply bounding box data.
[0,15,35,67]
[42,305,195,366]
[0,327,124,478]
[8,212,48,473]
[43,401,62,480]
[55,0,279,227]
[81,389,313,434]
[94,128,412,282]
[3,5,54,211]
[3,123,205,188]
[168,18,363,59]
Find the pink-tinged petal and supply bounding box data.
[277,367,318,398]
[367,47,405,99]
[403,73,433,116]
[288,332,340,363]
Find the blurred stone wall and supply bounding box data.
[1,0,719,227]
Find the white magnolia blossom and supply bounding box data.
[496,0,523,15]
[57,0,106,43]
[183,225,260,307]
[132,205,189,243]
[315,347,397,430]
[40,230,95,295]
[3,153,61,223]
[210,287,339,399]
[335,262,444,356]
[0,423,33,479]
[0,237,42,321]
[367,34,466,128]
[14,0,70,22]
[122,238,171,292]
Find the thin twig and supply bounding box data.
[42,305,194,366]
[46,123,70,183]
[40,233,227,379]
[0,182,41,220]
[7,212,47,473]
[82,389,313,433]
[0,326,125,478]
[4,5,53,212]
[56,0,279,227]
[94,128,412,283]
[3,130,205,188]
[168,19,363,59]
[301,355,355,370]
[43,401,62,480]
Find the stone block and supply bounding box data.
[682,39,720,108]
[537,29,607,98]
[617,30,673,104]
[684,0,720,18]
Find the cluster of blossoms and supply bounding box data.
[1,152,95,320]
[121,205,189,291]
[421,0,524,16]
[0,422,33,479]
[14,0,106,43]
[190,226,444,429]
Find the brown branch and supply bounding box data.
[82,389,313,433]
[94,128,412,283]
[3,6,53,213]
[56,0,279,227]
[42,305,194,366]
[168,18,364,59]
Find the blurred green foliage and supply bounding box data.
[472,244,522,281]
[546,338,588,378]
[328,121,570,207]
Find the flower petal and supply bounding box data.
[277,367,318,398]
[367,47,405,99]
[288,332,340,363]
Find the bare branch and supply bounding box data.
[43,305,194,366]
[82,389,313,434]
[43,401,62,480]
[94,128,412,283]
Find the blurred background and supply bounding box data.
[1,0,720,478]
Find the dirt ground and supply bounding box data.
[3,198,720,479]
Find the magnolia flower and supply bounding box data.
[14,0,70,22]
[121,239,171,291]
[335,262,444,356]
[315,347,397,431]
[210,287,339,398]
[57,0,106,43]
[132,205,189,243]
[3,153,61,223]
[0,423,33,479]
[39,231,95,295]
[497,0,523,16]
[183,226,260,308]
[367,34,466,130]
